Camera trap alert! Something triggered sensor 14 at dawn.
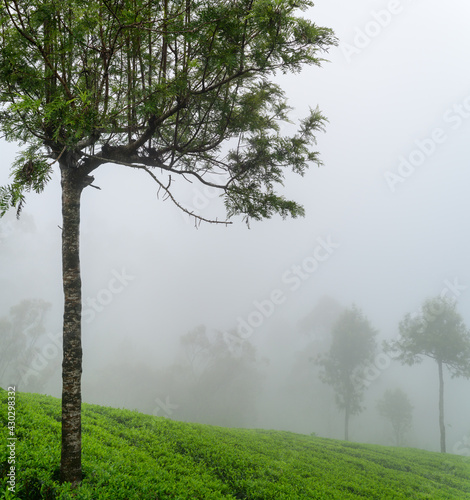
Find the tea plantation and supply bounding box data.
[1,388,470,499]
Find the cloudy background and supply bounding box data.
[1,0,470,453]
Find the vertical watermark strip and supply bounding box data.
[6,386,17,494]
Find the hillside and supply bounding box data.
[1,389,470,499]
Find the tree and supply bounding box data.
[317,305,377,441]
[165,325,262,426]
[0,0,336,485]
[180,324,212,376]
[384,296,470,453]
[299,295,345,340]
[377,388,413,446]
[0,299,53,392]
[276,296,345,436]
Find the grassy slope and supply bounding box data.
[1,389,470,499]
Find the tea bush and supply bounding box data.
[1,389,469,499]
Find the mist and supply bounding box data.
[1,0,470,458]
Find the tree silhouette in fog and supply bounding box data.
[385,296,470,453]
[377,388,413,447]
[317,305,377,441]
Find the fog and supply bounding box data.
[1,0,470,456]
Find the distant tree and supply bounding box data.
[384,296,470,453]
[317,305,377,441]
[0,0,336,485]
[276,297,344,437]
[377,388,413,446]
[299,295,345,340]
[180,325,212,377]
[0,299,53,391]
[167,325,262,427]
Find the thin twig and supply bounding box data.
[80,152,231,225]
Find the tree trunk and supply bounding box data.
[59,157,85,485]
[438,359,446,453]
[344,404,349,441]
[393,424,400,447]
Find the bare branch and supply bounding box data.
[80,152,231,225]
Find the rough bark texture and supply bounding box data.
[59,156,85,485]
[438,360,446,453]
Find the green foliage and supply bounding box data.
[385,297,470,377]
[0,147,53,217]
[0,0,338,487]
[385,297,470,453]
[0,0,337,223]
[1,389,470,499]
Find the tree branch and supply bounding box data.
[79,152,231,225]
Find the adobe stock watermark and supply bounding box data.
[364,278,467,387]
[6,386,17,495]
[179,173,225,225]
[19,267,135,386]
[83,268,135,323]
[152,395,178,417]
[385,93,470,192]
[341,0,415,64]
[452,432,470,457]
[224,235,340,343]
[20,330,62,386]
